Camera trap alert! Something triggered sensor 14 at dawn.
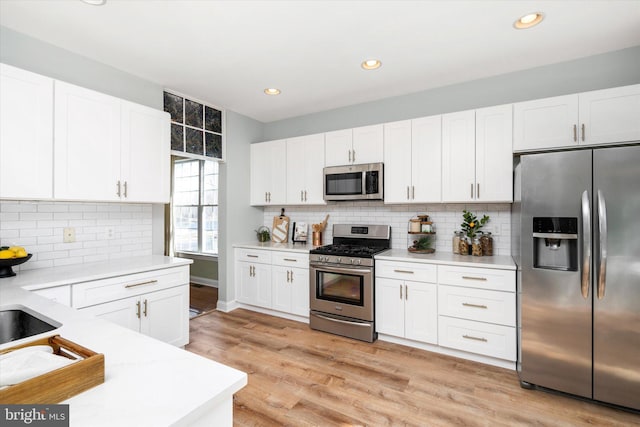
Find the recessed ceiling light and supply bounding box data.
[514,12,544,29]
[81,0,107,5]
[264,88,281,96]
[361,59,382,70]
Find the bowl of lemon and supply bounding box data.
[0,246,32,278]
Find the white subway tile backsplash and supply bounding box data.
[263,202,512,256]
[0,200,153,272]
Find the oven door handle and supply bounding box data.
[312,312,371,327]
[310,264,371,274]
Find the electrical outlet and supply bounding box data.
[106,227,115,240]
[63,227,76,243]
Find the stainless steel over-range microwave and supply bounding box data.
[323,162,383,201]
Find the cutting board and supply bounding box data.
[271,215,290,243]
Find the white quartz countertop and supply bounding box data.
[0,256,247,426]
[375,249,516,270]
[233,241,318,253]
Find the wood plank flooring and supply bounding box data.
[186,309,640,426]
[189,284,218,315]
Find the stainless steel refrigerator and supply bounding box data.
[513,144,640,411]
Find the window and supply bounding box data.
[173,159,218,255]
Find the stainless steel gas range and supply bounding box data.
[309,224,391,342]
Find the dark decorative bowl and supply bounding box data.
[0,254,33,278]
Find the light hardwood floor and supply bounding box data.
[186,309,640,426]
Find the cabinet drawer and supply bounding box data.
[438,316,516,361]
[235,248,272,264]
[271,251,309,267]
[437,265,515,292]
[438,285,515,326]
[376,260,437,282]
[72,266,189,308]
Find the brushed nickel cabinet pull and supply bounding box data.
[581,123,585,142]
[265,192,268,202]
[573,124,577,142]
[463,334,487,342]
[477,183,480,199]
[405,284,408,300]
[407,186,410,200]
[268,192,271,202]
[461,276,487,281]
[286,270,290,282]
[143,299,148,317]
[462,302,488,309]
[399,285,403,300]
[116,180,121,197]
[136,301,141,319]
[394,269,414,274]
[470,183,474,198]
[412,186,415,200]
[301,190,304,202]
[348,150,352,163]
[283,258,297,262]
[290,270,294,282]
[304,190,307,201]
[352,150,355,162]
[247,254,259,258]
[125,279,158,289]
[123,181,128,198]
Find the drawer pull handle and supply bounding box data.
[463,334,488,342]
[461,276,487,281]
[283,258,297,262]
[394,269,414,274]
[143,299,148,317]
[125,279,158,289]
[462,302,488,309]
[247,254,259,258]
[136,301,141,319]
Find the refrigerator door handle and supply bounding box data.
[597,189,608,299]
[581,190,591,299]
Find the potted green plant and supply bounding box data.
[460,210,490,255]
[255,226,270,242]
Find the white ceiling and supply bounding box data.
[1,1,639,123]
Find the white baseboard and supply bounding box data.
[190,276,218,288]
[216,299,239,313]
[235,303,309,324]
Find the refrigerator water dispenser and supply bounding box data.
[532,217,578,271]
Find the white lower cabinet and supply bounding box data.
[375,261,438,344]
[235,248,309,318]
[437,316,516,361]
[72,265,190,347]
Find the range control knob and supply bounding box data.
[336,257,342,263]
[355,259,362,265]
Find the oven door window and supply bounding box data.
[325,172,362,196]
[316,271,364,306]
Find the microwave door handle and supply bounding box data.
[597,189,607,299]
[581,190,591,299]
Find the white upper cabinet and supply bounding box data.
[0,64,54,199]
[578,84,640,146]
[54,80,122,201]
[250,139,287,206]
[384,116,441,204]
[514,84,640,152]
[286,133,325,205]
[121,100,170,203]
[325,124,383,166]
[442,110,476,202]
[475,104,513,202]
[54,81,170,203]
[442,105,513,203]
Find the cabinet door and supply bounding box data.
[412,115,442,203]
[352,124,383,165]
[250,139,286,205]
[383,120,412,203]
[0,64,53,199]
[579,84,640,146]
[121,101,170,203]
[513,94,579,152]
[79,296,140,332]
[442,110,475,202]
[271,265,292,313]
[54,81,121,201]
[289,266,309,317]
[286,133,325,204]
[324,129,352,166]
[254,263,272,308]
[404,281,438,344]
[375,277,405,337]
[236,261,256,304]
[475,104,513,202]
[141,285,189,347]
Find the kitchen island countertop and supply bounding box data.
[0,256,247,426]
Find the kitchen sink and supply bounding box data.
[0,306,61,345]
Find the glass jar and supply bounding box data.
[480,232,494,256]
[472,236,483,256]
[409,218,421,233]
[458,235,470,256]
[452,231,461,254]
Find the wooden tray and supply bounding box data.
[0,335,105,404]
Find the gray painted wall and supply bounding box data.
[263,45,640,140]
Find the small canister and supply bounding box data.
[312,231,322,246]
[480,232,494,256]
[452,231,461,254]
[409,218,421,233]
